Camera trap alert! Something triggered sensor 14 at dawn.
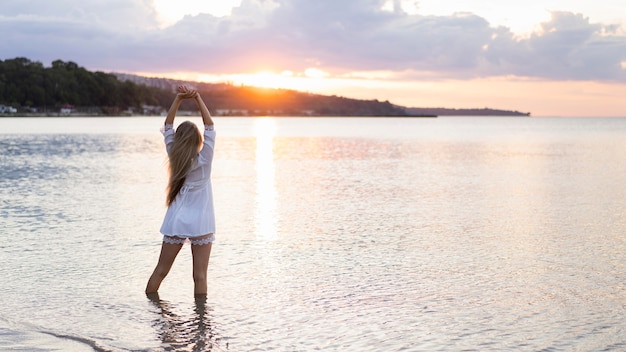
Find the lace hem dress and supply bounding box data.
[159,123,216,240]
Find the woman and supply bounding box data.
[146,85,216,295]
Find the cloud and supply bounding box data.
[485,12,626,80]
[1,0,625,81]
[0,0,159,29]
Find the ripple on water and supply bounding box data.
[1,118,626,350]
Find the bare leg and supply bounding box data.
[191,235,213,295]
[146,242,183,294]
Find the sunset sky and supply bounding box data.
[1,0,626,116]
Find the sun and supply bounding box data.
[235,71,292,89]
[143,67,346,96]
[225,69,330,91]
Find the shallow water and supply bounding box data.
[1,116,625,351]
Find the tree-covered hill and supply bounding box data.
[0,57,172,114]
[405,107,530,116]
[1,57,530,116]
[0,58,408,116]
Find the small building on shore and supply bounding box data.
[0,104,18,113]
[60,104,76,115]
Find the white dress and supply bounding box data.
[160,124,216,238]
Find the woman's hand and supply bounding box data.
[176,85,197,99]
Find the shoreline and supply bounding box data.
[1,113,438,118]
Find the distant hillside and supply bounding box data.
[0,58,171,115]
[114,73,410,117]
[406,107,531,117]
[0,57,408,116]
[116,73,531,117]
[0,57,530,117]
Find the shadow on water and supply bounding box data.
[147,293,224,351]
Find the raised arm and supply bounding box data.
[164,94,184,125]
[164,86,196,125]
[194,93,214,127]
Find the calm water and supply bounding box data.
[1,116,625,351]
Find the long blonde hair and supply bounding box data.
[166,121,202,206]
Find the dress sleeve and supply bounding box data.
[198,125,216,163]
[203,125,216,148]
[161,124,175,154]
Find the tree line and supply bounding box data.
[1,57,531,117]
[0,57,173,113]
[1,57,412,116]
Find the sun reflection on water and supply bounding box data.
[254,118,278,241]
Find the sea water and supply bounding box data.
[1,116,625,351]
